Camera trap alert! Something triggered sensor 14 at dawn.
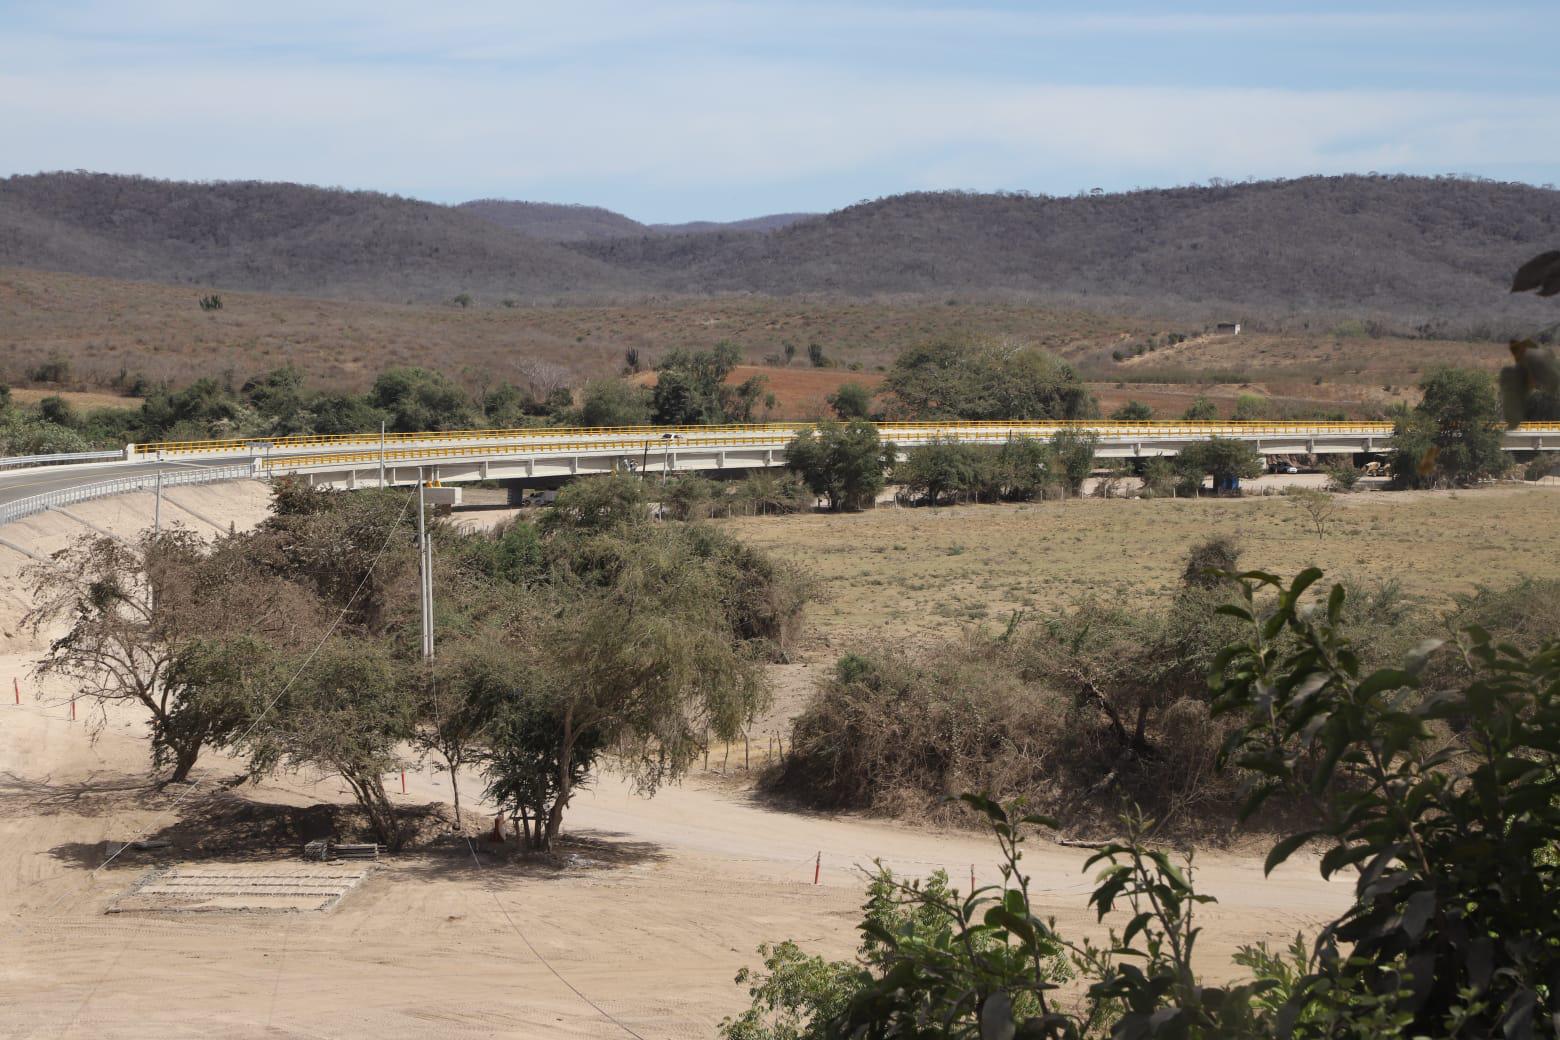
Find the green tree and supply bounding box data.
[1110,399,1154,421]
[652,343,766,425]
[661,473,723,520]
[994,436,1054,501]
[369,366,478,432]
[481,382,543,428]
[539,473,648,534]
[1390,368,1506,488]
[1140,455,1177,498]
[785,419,888,511]
[481,525,772,849]
[896,437,978,506]
[136,377,248,440]
[1048,429,1098,495]
[1175,436,1262,493]
[38,395,77,428]
[575,378,652,428]
[1231,394,1270,420]
[308,393,389,435]
[827,381,873,420]
[246,638,416,849]
[733,471,813,517]
[1182,395,1219,420]
[476,658,604,849]
[883,340,1095,420]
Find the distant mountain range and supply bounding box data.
[3,171,1557,328]
[454,199,814,241]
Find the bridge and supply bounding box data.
[2,420,1557,525]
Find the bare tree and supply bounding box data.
[512,358,573,404]
[1288,487,1337,542]
[25,530,318,782]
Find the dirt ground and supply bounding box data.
[0,481,1420,1039]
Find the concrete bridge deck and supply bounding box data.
[3,420,1557,524]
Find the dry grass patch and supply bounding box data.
[724,487,1560,643]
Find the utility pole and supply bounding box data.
[417,469,434,660]
[378,421,386,490]
[154,469,163,534]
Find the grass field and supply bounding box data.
[726,486,1560,642]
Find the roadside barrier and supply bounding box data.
[0,463,252,527]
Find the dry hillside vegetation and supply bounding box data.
[726,487,1560,642]
[575,175,1560,328]
[0,267,1141,391]
[0,173,637,303]
[1,267,1498,416]
[456,198,815,240]
[7,172,1560,331]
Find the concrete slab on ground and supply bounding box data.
[109,862,372,914]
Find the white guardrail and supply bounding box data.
[0,449,126,470]
[0,464,254,527]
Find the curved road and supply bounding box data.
[0,459,257,516]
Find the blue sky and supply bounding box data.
[2,1,1557,222]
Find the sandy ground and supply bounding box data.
[0,482,1350,1039]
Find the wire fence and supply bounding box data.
[0,464,254,527]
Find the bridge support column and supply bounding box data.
[717,451,726,469]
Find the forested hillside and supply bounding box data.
[456,199,815,241]
[5,172,1558,330]
[574,176,1560,328]
[0,173,638,302]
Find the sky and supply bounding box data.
[2,1,1558,222]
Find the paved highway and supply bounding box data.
[0,459,256,513]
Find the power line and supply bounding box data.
[463,836,648,1040]
[89,486,418,879]
[41,489,419,1038]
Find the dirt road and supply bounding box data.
[0,484,1349,1039]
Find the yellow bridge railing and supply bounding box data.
[129,419,1560,469]
[142,419,1427,456]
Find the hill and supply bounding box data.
[572,176,1560,331]
[453,199,647,241]
[0,173,638,303]
[455,198,816,241]
[5,173,1560,334]
[651,212,815,235]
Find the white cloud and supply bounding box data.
[1,3,1555,218]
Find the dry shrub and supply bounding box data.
[774,635,1244,835]
[775,638,1071,824]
